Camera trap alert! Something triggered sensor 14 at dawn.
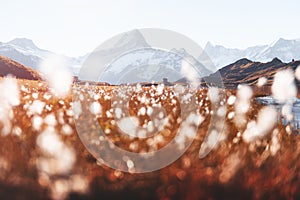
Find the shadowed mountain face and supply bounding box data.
[205,58,300,89]
[0,55,41,80]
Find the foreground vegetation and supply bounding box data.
[0,78,299,200]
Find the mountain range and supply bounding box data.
[1,34,300,76]
[0,38,84,75]
[1,32,300,87]
[205,57,300,89]
[204,38,300,68]
[1,50,300,95]
[79,29,212,84]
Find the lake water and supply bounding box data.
[256,96,300,132]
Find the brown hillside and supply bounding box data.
[205,58,300,89]
[0,54,41,80]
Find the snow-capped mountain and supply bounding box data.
[79,29,212,84]
[0,38,50,69]
[2,36,300,78]
[79,29,151,82]
[0,38,84,74]
[257,38,300,63]
[204,38,300,69]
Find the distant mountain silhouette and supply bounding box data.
[0,55,41,80]
[204,57,300,89]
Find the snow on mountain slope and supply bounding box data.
[256,38,300,63]
[1,36,300,76]
[204,38,300,69]
[0,38,50,68]
[80,29,212,84]
[0,38,82,75]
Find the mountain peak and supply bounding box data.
[234,58,253,65]
[278,37,287,42]
[8,38,38,49]
[115,29,149,48]
[204,41,214,49]
[272,38,292,47]
[270,57,283,64]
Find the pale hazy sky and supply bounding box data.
[1,0,299,57]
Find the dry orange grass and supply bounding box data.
[0,79,299,200]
